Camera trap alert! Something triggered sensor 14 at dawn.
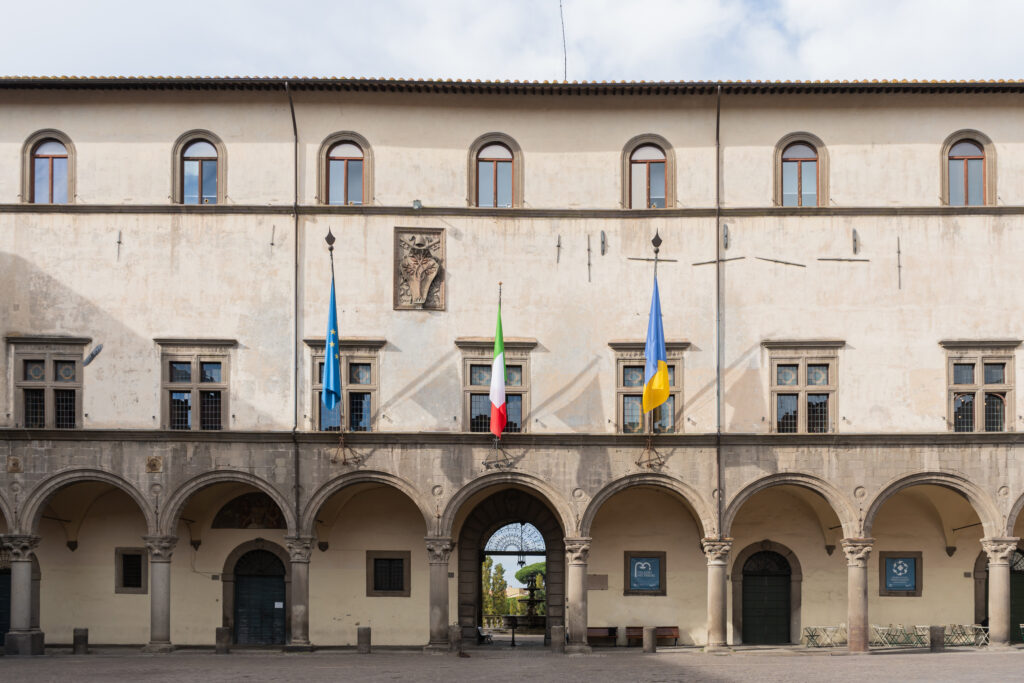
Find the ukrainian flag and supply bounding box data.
[642,276,670,413]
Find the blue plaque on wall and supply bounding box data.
[885,557,916,591]
[629,556,661,591]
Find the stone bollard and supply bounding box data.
[616,626,628,648]
[215,627,231,654]
[643,627,657,653]
[357,626,371,654]
[929,626,945,653]
[449,624,462,654]
[550,625,565,653]
[73,628,88,655]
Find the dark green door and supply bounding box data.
[742,551,791,644]
[233,550,286,645]
[0,568,10,638]
[1011,551,1024,643]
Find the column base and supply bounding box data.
[5,630,45,656]
[283,643,315,652]
[564,644,592,655]
[142,642,175,653]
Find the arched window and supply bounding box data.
[477,143,513,208]
[181,140,218,204]
[326,142,364,205]
[781,143,818,207]
[948,139,984,206]
[31,140,68,204]
[630,145,666,208]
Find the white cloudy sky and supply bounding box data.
[1,0,1021,81]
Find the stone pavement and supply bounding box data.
[1,646,1023,682]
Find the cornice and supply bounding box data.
[608,340,691,352]
[939,339,1023,350]
[761,339,846,349]
[153,338,238,347]
[454,337,538,351]
[303,337,387,350]
[5,335,92,345]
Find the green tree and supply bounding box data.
[515,561,546,585]
[492,562,508,613]
[481,556,495,615]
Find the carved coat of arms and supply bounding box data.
[394,227,445,310]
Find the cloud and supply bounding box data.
[0,0,1022,80]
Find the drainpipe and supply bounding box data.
[286,81,301,528]
[714,84,724,537]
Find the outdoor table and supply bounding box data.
[803,626,822,647]
[821,626,843,647]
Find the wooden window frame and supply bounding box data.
[629,151,667,209]
[475,144,514,209]
[31,140,69,204]
[877,550,923,597]
[773,132,829,207]
[941,341,1018,433]
[946,140,985,207]
[781,145,819,208]
[325,143,365,206]
[114,547,149,595]
[456,337,536,433]
[621,134,676,209]
[940,130,996,206]
[467,133,523,208]
[307,338,384,432]
[609,340,689,434]
[317,132,374,205]
[170,130,226,204]
[21,129,75,204]
[180,142,218,205]
[623,550,667,596]
[763,341,842,434]
[8,336,88,429]
[366,550,411,597]
[156,339,235,431]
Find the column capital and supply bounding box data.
[144,535,178,562]
[701,537,733,565]
[564,537,591,565]
[424,536,453,564]
[285,536,315,563]
[841,537,875,568]
[981,537,1020,565]
[0,534,41,561]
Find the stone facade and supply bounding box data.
[2,78,1024,653]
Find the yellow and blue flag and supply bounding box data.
[322,276,342,411]
[642,276,670,413]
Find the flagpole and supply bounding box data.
[325,228,336,280]
[652,230,661,281]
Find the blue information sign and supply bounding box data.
[629,556,661,591]
[885,557,916,591]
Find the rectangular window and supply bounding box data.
[311,344,381,432]
[648,163,666,208]
[967,158,984,206]
[122,553,143,589]
[12,343,85,429]
[460,339,534,433]
[201,159,218,204]
[183,160,199,204]
[114,547,148,594]
[944,346,1015,433]
[782,162,798,206]
[802,161,817,206]
[478,161,495,207]
[948,159,965,206]
[366,551,411,597]
[159,345,231,431]
[347,160,363,205]
[612,344,685,434]
[768,347,838,434]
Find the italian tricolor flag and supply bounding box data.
[489,305,507,438]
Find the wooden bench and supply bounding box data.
[586,626,617,646]
[625,626,680,646]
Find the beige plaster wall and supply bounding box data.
[587,487,707,645]
[309,487,429,646]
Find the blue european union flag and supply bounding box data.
[322,276,342,411]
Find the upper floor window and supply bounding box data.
[781,143,817,207]
[942,340,1018,432]
[32,140,69,204]
[327,142,364,205]
[7,336,88,429]
[948,140,984,206]
[763,340,843,434]
[609,340,688,433]
[477,143,513,208]
[630,145,666,208]
[311,341,381,432]
[182,140,218,204]
[457,337,536,433]
[156,339,235,430]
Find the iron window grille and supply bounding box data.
[158,344,232,431]
[308,338,383,432]
[766,346,839,434]
[944,346,1015,433]
[457,337,537,434]
[10,340,85,429]
[609,340,688,434]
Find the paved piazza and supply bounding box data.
[2,648,1023,682]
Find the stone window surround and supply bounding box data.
[7,335,89,429]
[763,339,844,434]
[940,129,997,206]
[623,550,667,596]
[155,338,235,431]
[455,337,537,434]
[940,339,1019,433]
[303,337,385,432]
[170,129,227,204]
[366,550,411,597]
[114,546,148,594]
[773,132,830,207]
[21,129,76,204]
[877,550,923,597]
[467,132,524,208]
[620,133,677,209]
[608,340,689,434]
[316,131,374,205]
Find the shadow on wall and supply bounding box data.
[0,251,278,430]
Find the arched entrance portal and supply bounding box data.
[457,489,565,645]
[232,549,287,645]
[741,551,792,644]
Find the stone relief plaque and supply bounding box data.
[394,227,445,310]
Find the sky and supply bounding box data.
[2,0,1023,82]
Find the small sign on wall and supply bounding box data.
[624,551,667,596]
[878,551,923,597]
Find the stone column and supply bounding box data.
[841,538,874,653]
[702,537,732,650]
[2,534,44,655]
[982,537,1019,647]
[564,537,591,654]
[143,535,177,653]
[424,536,453,652]
[285,536,314,650]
